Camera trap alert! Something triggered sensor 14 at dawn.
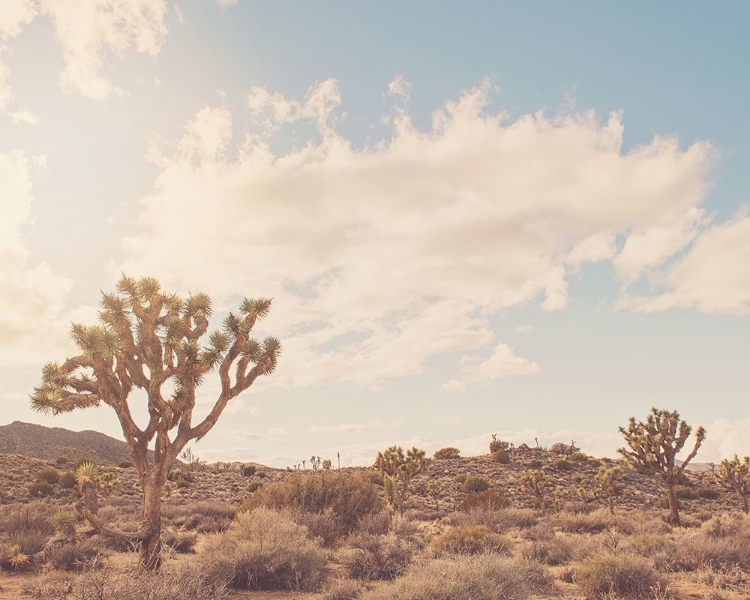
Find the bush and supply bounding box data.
[241,464,257,477]
[36,467,60,485]
[550,442,571,455]
[162,528,198,553]
[522,535,579,565]
[453,507,539,532]
[247,480,264,493]
[463,476,490,494]
[323,578,364,600]
[576,553,664,599]
[55,456,68,465]
[163,501,236,534]
[28,482,54,498]
[292,509,340,547]
[340,532,414,580]
[553,459,572,471]
[431,525,510,555]
[59,471,77,489]
[459,491,509,512]
[241,471,380,537]
[360,554,551,600]
[434,447,460,460]
[491,449,510,464]
[118,461,134,469]
[489,437,511,454]
[48,539,103,571]
[199,507,326,591]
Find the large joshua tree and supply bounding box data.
[30,276,280,569]
[618,408,705,527]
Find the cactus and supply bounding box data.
[716,455,750,513]
[373,445,431,513]
[618,408,705,527]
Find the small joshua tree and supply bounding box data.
[618,408,705,527]
[593,465,623,515]
[519,470,549,512]
[716,455,750,514]
[373,445,431,513]
[30,275,280,569]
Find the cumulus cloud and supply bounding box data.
[0,150,74,364]
[0,0,168,106]
[620,209,750,314]
[120,78,715,389]
[442,344,541,393]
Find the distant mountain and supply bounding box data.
[0,421,140,465]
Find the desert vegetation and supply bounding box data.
[3,407,750,600]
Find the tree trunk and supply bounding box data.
[608,494,614,516]
[742,492,749,515]
[139,476,164,570]
[666,482,680,527]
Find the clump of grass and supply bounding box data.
[431,525,510,555]
[576,553,664,599]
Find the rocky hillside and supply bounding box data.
[0,421,142,465]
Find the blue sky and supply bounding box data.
[1,2,749,466]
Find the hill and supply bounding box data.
[0,421,141,465]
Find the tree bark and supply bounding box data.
[666,482,680,527]
[742,492,749,515]
[139,475,164,570]
[608,494,614,516]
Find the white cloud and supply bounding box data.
[120,79,715,389]
[0,150,74,364]
[304,420,402,435]
[7,106,39,125]
[619,208,750,315]
[216,0,238,8]
[515,325,533,333]
[442,343,541,393]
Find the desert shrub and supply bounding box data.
[459,490,509,512]
[292,509,340,547]
[549,442,570,454]
[361,554,551,600]
[553,510,614,534]
[553,458,572,471]
[670,533,750,571]
[434,447,460,460]
[491,449,511,464]
[199,507,326,591]
[28,482,54,498]
[529,459,543,468]
[489,437,511,454]
[247,480,263,493]
[241,464,256,477]
[522,534,583,565]
[163,528,198,553]
[37,467,61,485]
[356,511,391,536]
[118,461,133,469]
[241,471,379,537]
[323,578,364,600]
[431,525,511,555]
[59,471,76,489]
[463,476,490,493]
[23,564,229,600]
[341,532,415,580]
[576,553,664,599]
[56,456,68,465]
[163,501,236,534]
[175,476,190,489]
[453,507,539,532]
[48,539,103,571]
[701,513,749,538]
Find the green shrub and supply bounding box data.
[463,476,490,493]
[360,554,551,600]
[434,447,460,460]
[576,553,664,599]
[241,471,379,537]
[431,525,510,555]
[28,482,54,498]
[36,467,60,485]
[340,532,414,580]
[199,507,326,591]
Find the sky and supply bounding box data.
[1,1,749,468]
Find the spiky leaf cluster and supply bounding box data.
[618,408,705,482]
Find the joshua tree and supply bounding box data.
[30,275,280,569]
[373,445,431,513]
[618,408,705,527]
[716,455,750,514]
[593,465,624,515]
[519,469,549,512]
